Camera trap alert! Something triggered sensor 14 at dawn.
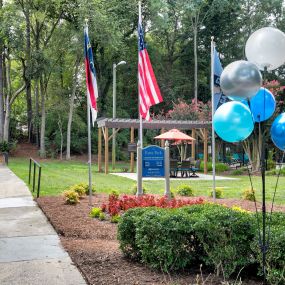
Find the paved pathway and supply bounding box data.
[0,165,87,285]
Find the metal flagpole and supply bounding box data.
[211,36,216,202]
[85,19,93,206]
[138,1,143,147]
[136,1,143,195]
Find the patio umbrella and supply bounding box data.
[155,129,195,161]
[154,129,196,142]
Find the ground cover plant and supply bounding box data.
[100,193,204,217]
[8,158,285,205]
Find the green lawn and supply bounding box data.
[8,157,285,205]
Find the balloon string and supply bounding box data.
[246,160,262,248]
[266,150,285,248]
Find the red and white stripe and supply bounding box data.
[138,49,163,121]
[85,59,98,126]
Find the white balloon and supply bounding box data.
[245,27,285,71]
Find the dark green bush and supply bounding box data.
[191,204,255,277]
[135,208,201,272]
[118,204,255,277]
[251,212,285,285]
[117,207,151,259]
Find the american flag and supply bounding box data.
[84,26,98,126]
[138,14,163,121]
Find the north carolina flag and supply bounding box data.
[84,26,98,126]
[213,47,230,112]
[138,12,163,121]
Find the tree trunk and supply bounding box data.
[25,7,33,143]
[66,55,80,160]
[39,77,46,158]
[0,0,4,141]
[58,115,63,160]
[193,20,198,106]
[3,97,9,142]
[34,80,40,146]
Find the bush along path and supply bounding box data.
[118,204,285,285]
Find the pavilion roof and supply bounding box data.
[97,118,211,130]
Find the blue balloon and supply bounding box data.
[214,101,254,143]
[271,113,285,150]
[249,87,276,122]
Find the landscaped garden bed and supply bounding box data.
[35,193,282,285]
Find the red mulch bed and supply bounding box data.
[37,194,268,285]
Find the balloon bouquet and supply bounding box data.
[213,27,285,283]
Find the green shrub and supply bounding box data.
[131,184,147,195]
[99,212,106,220]
[208,187,223,198]
[176,184,194,196]
[69,185,85,198]
[231,169,243,176]
[134,207,201,272]
[76,183,95,195]
[267,168,285,176]
[215,163,230,172]
[200,162,229,173]
[109,189,120,198]
[0,140,17,153]
[118,207,151,259]
[118,204,255,277]
[242,188,256,201]
[191,204,255,277]
[251,212,285,284]
[89,207,102,218]
[111,214,121,223]
[63,190,79,205]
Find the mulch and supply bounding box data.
[36,194,273,285]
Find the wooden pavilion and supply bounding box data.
[96,118,212,175]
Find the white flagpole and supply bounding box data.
[211,36,216,202]
[85,19,93,206]
[137,1,143,195]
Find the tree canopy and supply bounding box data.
[0,0,285,158]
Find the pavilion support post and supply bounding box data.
[203,128,208,174]
[191,129,196,159]
[130,127,135,173]
[98,127,102,172]
[161,128,165,148]
[104,127,109,174]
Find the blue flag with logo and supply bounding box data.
[213,47,230,111]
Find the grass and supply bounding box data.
[8,157,285,205]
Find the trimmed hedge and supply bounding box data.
[118,204,285,283]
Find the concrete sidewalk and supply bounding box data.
[0,165,87,285]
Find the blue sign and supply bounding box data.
[142,145,165,177]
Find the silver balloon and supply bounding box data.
[220,60,262,101]
[245,27,285,71]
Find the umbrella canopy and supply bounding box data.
[154,129,196,141]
